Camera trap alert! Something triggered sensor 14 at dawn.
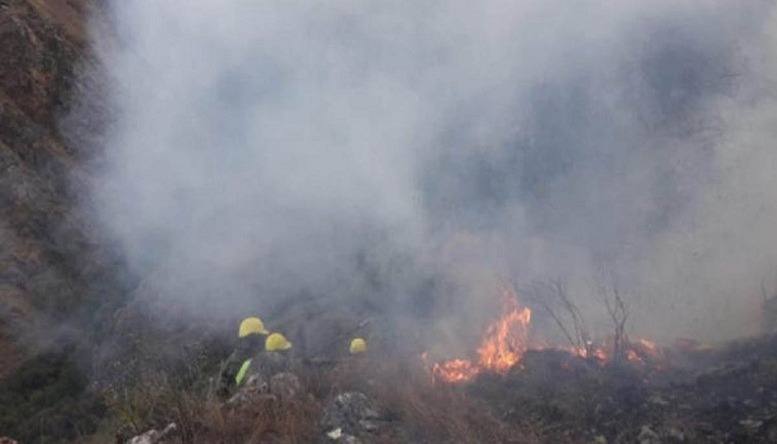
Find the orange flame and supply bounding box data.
[567,345,608,362]
[476,298,531,373]
[625,338,665,367]
[425,286,667,383]
[634,338,660,354]
[431,358,481,383]
[431,286,531,383]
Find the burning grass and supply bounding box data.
[427,285,532,383]
[424,285,667,385]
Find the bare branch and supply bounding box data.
[597,279,630,365]
[523,278,593,356]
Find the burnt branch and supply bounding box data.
[596,280,630,365]
[524,279,593,357]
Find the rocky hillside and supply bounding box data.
[0,0,115,376]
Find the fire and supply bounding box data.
[431,359,481,383]
[634,338,660,355]
[566,338,663,366]
[625,338,665,366]
[430,286,532,383]
[568,346,607,362]
[425,286,667,383]
[476,297,531,373]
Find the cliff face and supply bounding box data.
[0,0,109,376]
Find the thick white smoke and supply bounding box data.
[90,0,777,344]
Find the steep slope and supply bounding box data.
[0,0,104,376]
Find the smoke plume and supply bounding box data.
[88,0,777,345]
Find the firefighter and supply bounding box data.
[239,317,270,339]
[349,337,367,355]
[328,337,370,394]
[236,332,294,386]
[214,316,269,396]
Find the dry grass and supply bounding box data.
[329,355,538,443]
[178,395,319,443]
[99,370,320,443]
[95,353,539,443]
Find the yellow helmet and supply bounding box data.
[265,332,292,351]
[239,317,269,338]
[349,338,367,354]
